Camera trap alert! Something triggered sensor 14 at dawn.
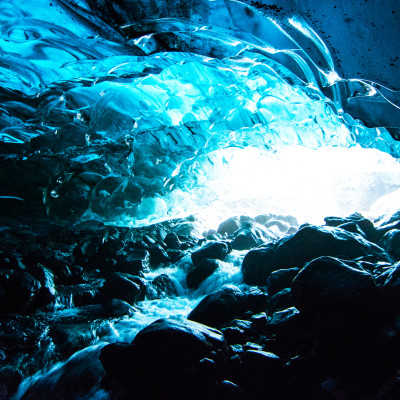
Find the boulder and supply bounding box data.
[101,272,143,305]
[242,225,390,285]
[291,256,379,319]
[266,268,299,296]
[381,229,400,260]
[186,258,220,289]
[100,318,229,399]
[164,232,181,249]
[231,221,275,250]
[217,217,240,236]
[188,285,267,327]
[191,241,230,266]
[0,269,41,314]
[147,273,178,299]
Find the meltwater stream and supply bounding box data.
[1,0,400,399]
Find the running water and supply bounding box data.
[1,0,400,399]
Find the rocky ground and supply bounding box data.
[2,211,400,399]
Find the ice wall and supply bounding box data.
[0,0,400,228]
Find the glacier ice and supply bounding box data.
[0,0,400,229]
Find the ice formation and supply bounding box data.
[1,0,400,229]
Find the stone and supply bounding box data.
[291,256,379,319]
[148,273,178,299]
[268,288,294,315]
[27,264,57,311]
[101,272,143,305]
[382,229,400,260]
[164,232,181,249]
[148,243,171,267]
[242,224,390,285]
[100,318,229,399]
[191,241,230,267]
[266,267,299,296]
[217,217,240,236]
[113,249,150,275]
[186,258,220,289]
[231,221,275,251]
[18,345,105,400]
[0,269,41,314]
[235,350,286,398]
[188,285,267,327]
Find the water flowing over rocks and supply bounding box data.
[2,0,400,399]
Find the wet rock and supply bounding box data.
[26,264,57,310]
[100,318,229,399]
[242,224,390,285]
[0,269,41,314]
[218,380,250,400]
[112,249,150,275]
[291,256,379,319]
[0,366,23,399]
[186,258,220,289]
[217,217,240,236]
[191,241,230,266]
[167,249,186,262]
[266,267,299,296]
[188,285,267,328]
[164,232,181,249]
[382,229,400,260]
[148,243,171,267]
[231,221,275,250]
[101,272,143,305]
[235,350,287,399]
[0,315,48,360]
[57,281,104,307]
[50,323,94,358]
[18,345,105,400]
[325,214,379,243]
[268,288,294,314]
[147,273,178,299]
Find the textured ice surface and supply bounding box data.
[0,0,400,229]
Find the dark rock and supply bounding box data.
[164,232,181,249]
[100,318,229,399]
[186,258,220,289]
[167,249,186,262]
[0,269,41,314]
[101,272,143,305]
[113,249,150,275]
[188,285,267,327]
[242,224,390,285]
[148,273,178,299]
[382,229,400,260]
[26,264,56,310]
[218,380,250,400]
[268,288,294,314]
[231,221,274,250]
[291,256,379,319]
[217,217,240,236]
[326,213,379,242]
[57,281,104,307]
[148,243,170,267]
[50,323,94,358]
[0,315,48,358]
[18,345,105,400]
[236,350,287,399]
[269,307,300,330]
[0,366,23,398]
[266,267,299,296]
[191,241,230,266]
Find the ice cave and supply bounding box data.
[1,0,400,399]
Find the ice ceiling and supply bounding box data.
[1,0,400,229]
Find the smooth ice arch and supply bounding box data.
[1,0,400,228]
